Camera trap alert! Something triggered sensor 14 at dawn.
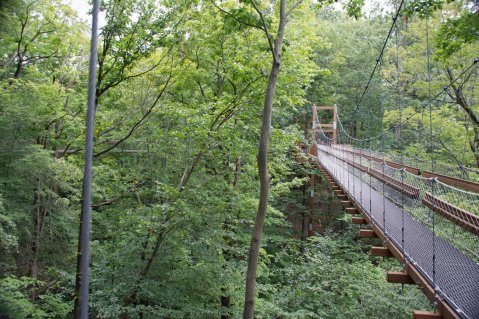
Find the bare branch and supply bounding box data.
[24,49,59,62]
[92,181,146,210]
[286,0,303,18]
[210,1,265,32]
[97,48,172,98]
[249,1,276,61]
[94,70,173,157]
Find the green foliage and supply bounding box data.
[435,11,479,60]
[0,275,71,318]
[345,0,365,19]
[403,0,448,17]
[255,230,430,318]
[0,195,18,255]
[0,0,474,318]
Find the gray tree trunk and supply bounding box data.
[243,1,289,318]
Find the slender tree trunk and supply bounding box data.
[220,296,232,319]
[14,56,24,78]
[220,156,241,319]
[243,1,289,318]
[301,185,306,240]
[243,51,281,319]
[29,177,42,279]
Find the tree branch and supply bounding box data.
[210,1,265,32]
[92,181,146,210]
[94,70,173,157]
[249,1,276,61]
[286,0,303,18]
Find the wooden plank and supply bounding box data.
[341,200,353,207]
[405,263,436,301]
[371,246,393,257]
[385,240,404,264]
[387,271,415,284]
[423,192,479,236]
[361,153,479,193]
[422,171,479,193]
[352,217,367,225]
[359,229,377,238]
[413,311,443,319]
[437,300,461,319]
[345,207,360,215]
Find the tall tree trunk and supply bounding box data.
[13,56,24,78]
[220,296,232,319]
[29,177,42,279]
[220,156,241,319]
[243,1,291,318]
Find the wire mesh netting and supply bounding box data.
[315,143,479,319]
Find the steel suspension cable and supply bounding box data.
[425,2,438,306]
[336,59,479,146]
[360,140,363,205]
[368,127,372,216]
[355,0,406,111]
[392,10,406,265]
[376,57,387,236]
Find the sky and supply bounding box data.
[68,0,106,27]
[69,0,89,21]
[68,0,387,28]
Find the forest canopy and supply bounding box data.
[0,0,477,318]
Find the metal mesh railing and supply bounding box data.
[315,143,479,319]
[318,143,479,263]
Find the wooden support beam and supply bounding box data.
[371,247,393,257]
[387,271,415,284]
[352,217,367,225]
[345,207,359,214]
[413,311,443,319]
[359,229,378,238]
[341,200,352,207]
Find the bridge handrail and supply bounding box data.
[329,144,479,193]
[318,145,479,239]
[423,192,479,237]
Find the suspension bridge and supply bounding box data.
[307,104,479,319]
